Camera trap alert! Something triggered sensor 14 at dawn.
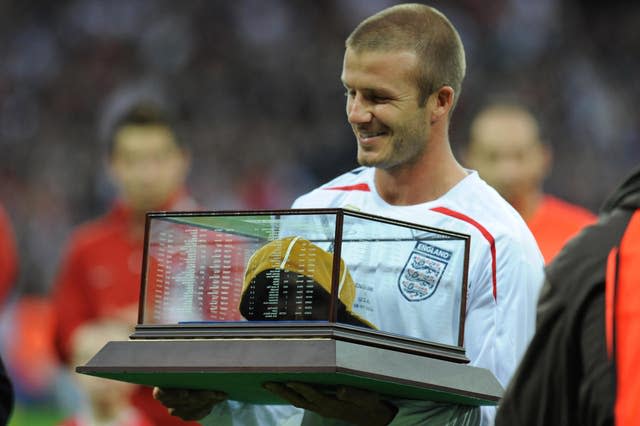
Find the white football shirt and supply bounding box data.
[204,167,544,426]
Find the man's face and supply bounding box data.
[109,124,189,213]
[341,48,430,170]
[465,108,549,202]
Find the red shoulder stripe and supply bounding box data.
[324,183,371,192]
[430,206,498,301]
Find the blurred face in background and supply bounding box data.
[109,124,190,214]
[465,106,550,203]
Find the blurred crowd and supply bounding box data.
[0,0,639,424]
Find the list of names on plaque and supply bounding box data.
[147,222,246,323]
[242,238,323,321]
[205,233,243,321]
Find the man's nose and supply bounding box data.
[347,94,372,124]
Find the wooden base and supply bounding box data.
[77,338,502,406]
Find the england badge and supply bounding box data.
[398,242,451,302]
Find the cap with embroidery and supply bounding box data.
[239,236,375,328]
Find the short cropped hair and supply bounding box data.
[346,3,466,108]
[106,102,179,157]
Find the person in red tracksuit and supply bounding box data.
[51,99,201,426]
[464,100,596,264]
[496,165,640,425]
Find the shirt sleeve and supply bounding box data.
[201,401,304,426]
[51,238,95,364]
[463,232,543,425]
[386,400,479,426]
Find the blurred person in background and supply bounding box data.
[2,201,61,425]
[50,96,199,426]
[3,204,58,420]
[0,204,17,424]
[0,204,18,305]
[463,100,596,263]
[496,164,640,425]
[58,321,153,426]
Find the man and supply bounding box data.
[155,4,543,425]
[495,165,640,425]
[51,99,199,426]
[464,101,596,263]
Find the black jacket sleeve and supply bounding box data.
[0,355,13,426]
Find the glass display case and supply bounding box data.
[135,208,470,361]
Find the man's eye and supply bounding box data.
[372,96,390,103]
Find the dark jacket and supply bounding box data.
[495,166,640,426]
[0,355,13,426]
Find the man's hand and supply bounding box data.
[264,382,397,426]
[152,387,228,421]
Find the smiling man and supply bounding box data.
[155,4,543,425]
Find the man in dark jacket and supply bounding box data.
[495,165,640,425]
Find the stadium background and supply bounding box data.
[0,0,638,424]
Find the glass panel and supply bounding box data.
[142,213,338,325]
[339,212,466,347]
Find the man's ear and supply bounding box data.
[429,86,455,124]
